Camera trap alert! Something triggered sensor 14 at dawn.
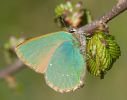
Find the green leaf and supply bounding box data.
[86,32,121,78]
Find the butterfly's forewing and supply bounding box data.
[45,40,86,93]
[15,32,73,73]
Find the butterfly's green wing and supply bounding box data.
[15,32,74,73]
[45,41,86,93]
[15,31,86,92]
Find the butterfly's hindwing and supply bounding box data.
[45,41,86,93]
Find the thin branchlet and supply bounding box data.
[76,0,127,34]
[0,59,23,79]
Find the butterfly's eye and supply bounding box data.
[68,28,76,33]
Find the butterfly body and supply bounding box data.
[15,31,86,93]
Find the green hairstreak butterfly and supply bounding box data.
[15,31,86,93]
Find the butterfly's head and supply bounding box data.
[68,28,77,33]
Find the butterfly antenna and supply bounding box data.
[60,16,68,29]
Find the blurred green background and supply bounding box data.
[0,0,127,100]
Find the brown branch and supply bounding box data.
[0,0,127,79]
[99,0,127,23]
[76,0,127,34]
[0,59,24,79]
